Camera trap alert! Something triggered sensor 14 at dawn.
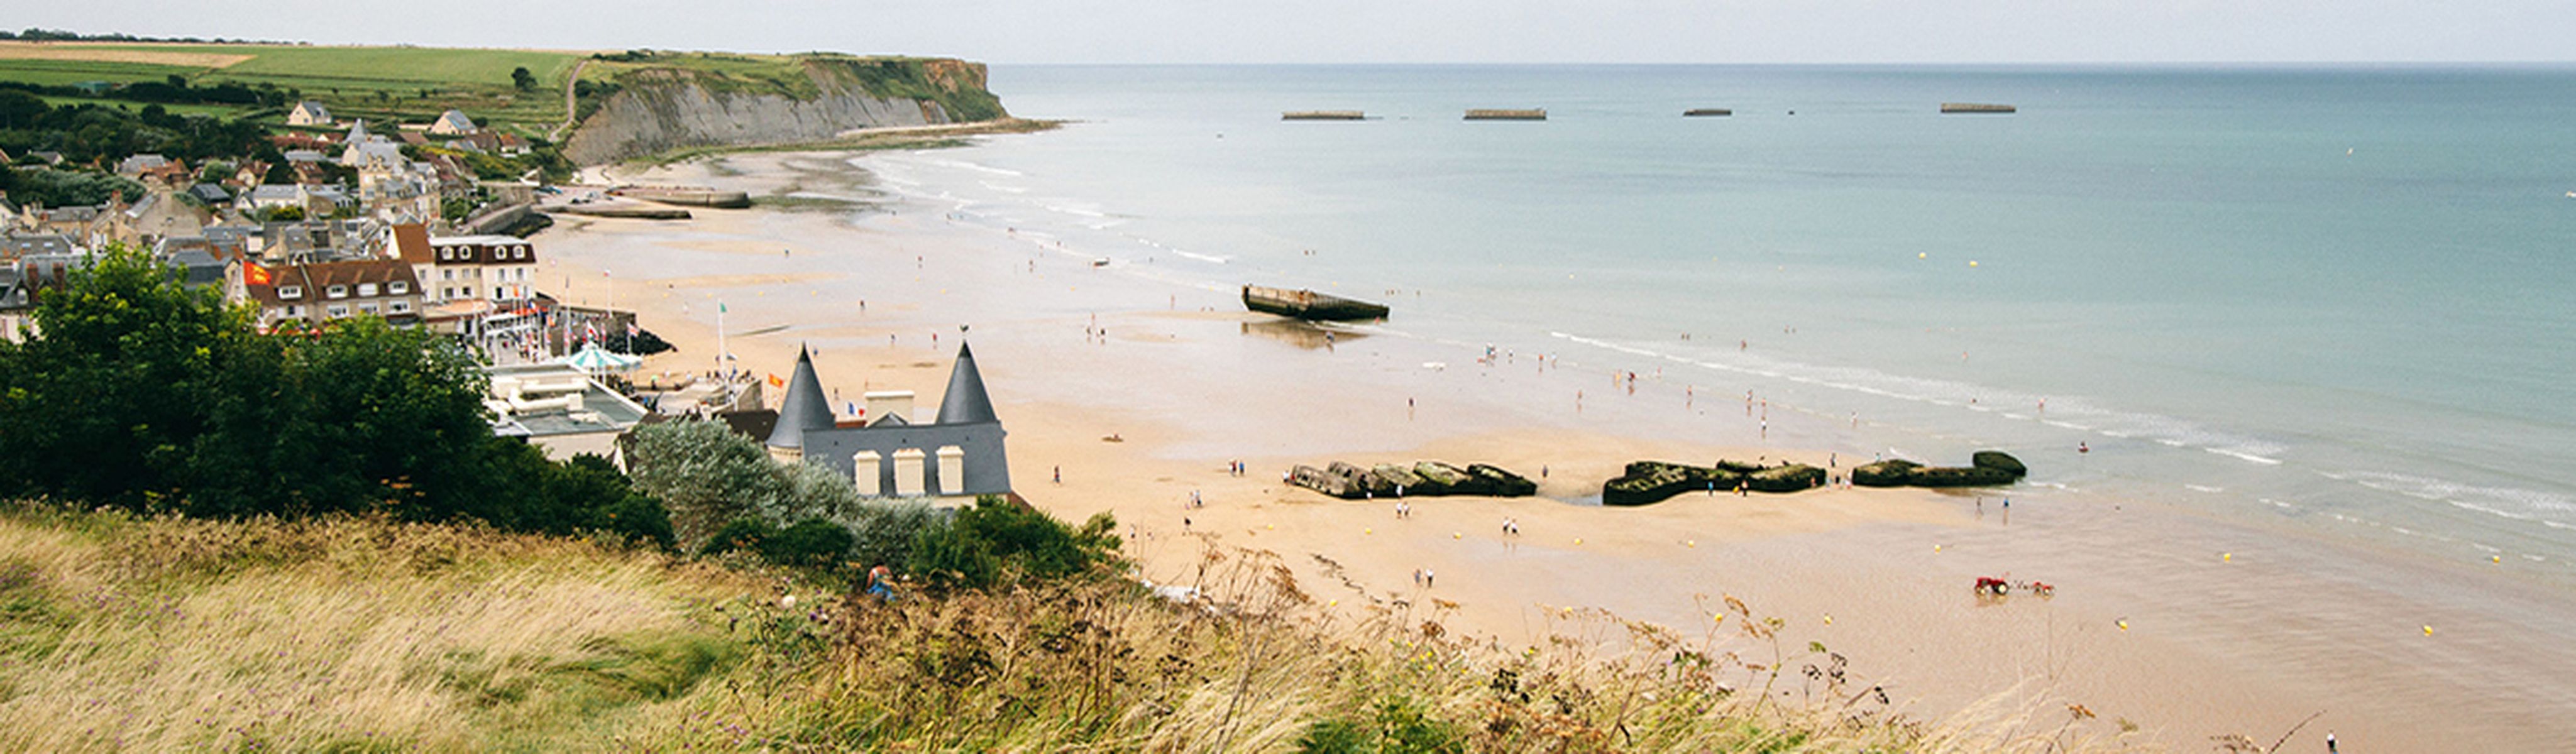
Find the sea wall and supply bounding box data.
[564,58,1005,165]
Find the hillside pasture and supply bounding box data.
[0,57,209,87]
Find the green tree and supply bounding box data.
[0,243,247,507]
[627,419,794,550]
[511,66,537,91]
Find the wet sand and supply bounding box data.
[537,150,2576,751]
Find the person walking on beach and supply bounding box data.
[2325,732,2337,753]
[1053,466,1061,484]
[1423,568,1435,588]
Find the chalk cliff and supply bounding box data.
[564,57,1005,165]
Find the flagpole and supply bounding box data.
[604,268,615,354]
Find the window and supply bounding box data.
[326,304,349,319]
[285,305,302,317]
[278,285,302,299]
[439,248,453,261]
[389,301,412,314]
[493,286,506,300]
[441,269,453,281]
[358,303,379,314]
[512,246,527,260]
[327,285,347,298]
[358,283,378,297]
[388,281,409,295]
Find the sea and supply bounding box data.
[861,64,2576,578]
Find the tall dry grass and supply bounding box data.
[627,542,2151,753]
[0,506,766,752]
[0,507,2152,752]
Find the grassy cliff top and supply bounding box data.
[0,41,999,136]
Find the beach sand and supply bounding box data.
[536,150,2576,751]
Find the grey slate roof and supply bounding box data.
[767,346,835,449]
[935,341,999,425]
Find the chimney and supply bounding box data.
[864,390,915,425]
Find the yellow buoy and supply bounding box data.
[1713,613,1726,625]
[1934,544,1943,553]
[2116,620,2130,631]
[2423,625,2435,636]
[1328,599,1338,607]
[1365,528,1373,535]
[1573,538,1583,545]
[1687,540,1697,548]
[1452,532,1461,539]
[1968,260,1979,267]
[2492,555,2502,564]
[1823,614,1834,626]
[1917,252,1927,259]
[2222,552,2232,561]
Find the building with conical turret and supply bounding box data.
[766,345,835,462]
[796,341,1013,498]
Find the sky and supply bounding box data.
[6,0,2572,65]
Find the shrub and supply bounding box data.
[906,496,1118,591]
[844,499,939,570]
[699,517,776,558]
[762,518,854,568]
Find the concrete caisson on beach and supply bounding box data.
[1241,285,1390,322]
[1282,111,1366,121]
[1939,102,2017,114]
[1464,109,1547,121]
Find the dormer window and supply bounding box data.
[278,285,303,299]
[358,283,378,297]
[388,281,409,295]
[513,246,527,260]
[327,285,348,298]
[439,248,453,261]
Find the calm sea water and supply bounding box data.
[868,65,2576,571]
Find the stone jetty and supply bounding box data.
[1465,109,1547,121]
[1283,111,1365,121]
[1940,102,2017,114]
[1683,108,1733,117]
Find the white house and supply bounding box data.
[287,101,333,127]
[426,109,478,136]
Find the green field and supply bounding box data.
[36,95,263,119]
[0,57,205,86]
[0,43,587,134]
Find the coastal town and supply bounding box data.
[2,19,2569,752]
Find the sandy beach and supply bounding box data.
[536,149,2576,751]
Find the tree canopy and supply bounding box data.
[0,243,671,546]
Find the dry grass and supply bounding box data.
[0,508,2153,752]
[635,544,2154,753]
[0,506,766,752]
[0,41,253,68]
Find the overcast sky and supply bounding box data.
[10,0,2573,65]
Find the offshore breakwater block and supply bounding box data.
[1852,451,2026,488]
[1602,461,1744,506]
[1287,461,1538,499]
[1746,464,1827,493]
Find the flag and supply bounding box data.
[626,322,639,338]
[768,373,785,388]
[243,261,272,287]
[718,302,727,314]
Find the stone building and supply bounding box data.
[775,342,1013,498]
